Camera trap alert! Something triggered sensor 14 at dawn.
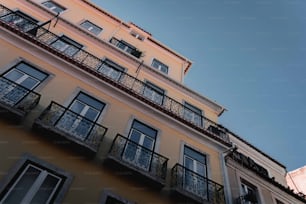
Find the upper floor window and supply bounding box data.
[80,20,103,35]
[42,1,66,13]
[130,30,145,41]
[0,10,38,32]
[123,120,158,171]
[183,146,208,199]
[55,92,105,140]
[109,38,142,58]
[98,59,125,81]
[151,59,168,74]
[184,102,203,127]
[143,81,165,105]
[1,62,48,105]
[0,154,72,203]
[51,35,83,57]
[240,180,259,204]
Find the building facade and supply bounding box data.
[0,0,229,203]
[0,0,305,204]
[286,165,306,196]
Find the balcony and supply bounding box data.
[109,38,143,58]
[107,134,168,188]
[0,76,40,120]
[171,164,225,204]
[0,4,231,146]
[33,101,108,155]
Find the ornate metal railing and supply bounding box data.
[0,76,41,114]
[171,164,225,204]
[0,4,230,146]
[108,134,168,181]
[36,101,108,152]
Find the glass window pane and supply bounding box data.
[4,70,23,81]
[142,136,154,150]
[76,93,105,111]
[2,166,41,203]
[184,146,206,164]
[70,101,85,114]
[129,129,141,143]
[30,174,60,203]
[132,120,157,139]
[84,107,99,121]
[20,77,39,90]
[16,63,47,81]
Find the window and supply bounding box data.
[100,190,134,204]
[42,1,66,13]
[151,59,168,74]
[80,20,103,35]
[0,154,72,203]
[275,199,285,204]
[183,146,208,199]
[184,102,203,127]
[51,35,83,57]
[55,92,105,140]
[240,180,259,204]
[130,30,144,41]
[0,10,38,32]
[98,59,125,81]
[143,81,164,105]
[0,62,48,106]
[109,38,142,58]
[123,120,157,170]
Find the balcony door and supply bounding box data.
[1,10,38,32]
[143,81,164,105]
[123,120,157,171]
[56,92,105,140]
[0,62,47,106]
[183,146,208,199]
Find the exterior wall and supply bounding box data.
[286,165,306,195]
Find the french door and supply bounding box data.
[56,92,104,140]
[183,146,208,199]
[0,63,47,106]
[123,120,157,170]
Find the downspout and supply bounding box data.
[220,145,237,204]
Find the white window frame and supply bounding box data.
[143,81,165,105]
[80,20,103,35]
[151,58,169,74]
[183,102,203,127]
[0,153,73,204]
[42,1,66,13]
[240,179,259,204]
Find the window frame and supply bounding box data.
[50,35,83,57]
[151,58,169,74]
[100,190,135,204]
[98,58,126,81]
[80,20,103,35]
[240,179,260,204]
[143,81,165,105]
[183,101,203,127]
[42,1,66,13]
[0,153,73,203]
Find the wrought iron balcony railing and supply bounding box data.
[0,76,41,116]
[0,4,230,146]
[171,163,225,204]
[108,134,168,184]
[35,101,108,153]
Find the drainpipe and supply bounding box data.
[220,145,237,204]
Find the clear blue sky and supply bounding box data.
[91,0,306,171]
